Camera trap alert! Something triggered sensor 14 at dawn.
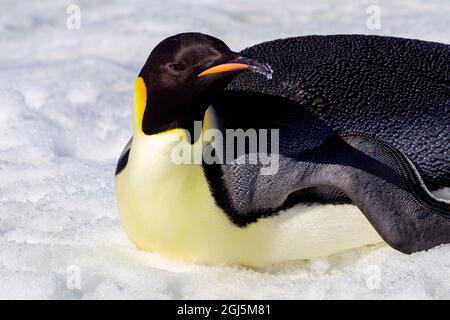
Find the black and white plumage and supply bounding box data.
[116,33,450,265]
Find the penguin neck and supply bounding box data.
[133,77,185,136]
[135,80,230,137]
[132,76,223,141]
[133,77,198,136]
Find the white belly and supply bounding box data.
[116,132,382,267]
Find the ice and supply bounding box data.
[0,0,449,299]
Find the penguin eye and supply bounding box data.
[169,62,187,72]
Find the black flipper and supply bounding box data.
[115,137,132,176]
[300,132,450,254]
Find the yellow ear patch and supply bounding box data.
[134,77,147,133]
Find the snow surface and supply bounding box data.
[1,0,450,299]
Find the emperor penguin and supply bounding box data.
[116,33,450,267]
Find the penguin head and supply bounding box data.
[136,32,271,136]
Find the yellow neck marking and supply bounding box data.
[153,128,187,138]
[133,77,147,133]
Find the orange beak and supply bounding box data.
[197,63,250,77]
[197,56,273,79]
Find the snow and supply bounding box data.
[0,0,449,299]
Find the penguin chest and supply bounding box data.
[115,132,251,263]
